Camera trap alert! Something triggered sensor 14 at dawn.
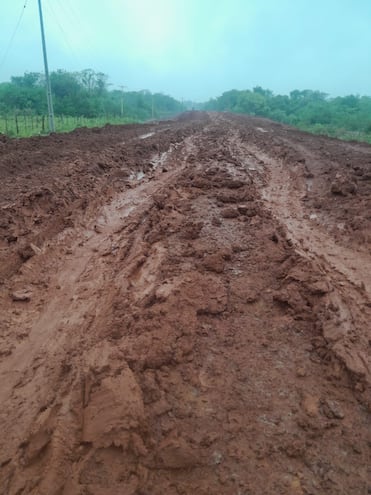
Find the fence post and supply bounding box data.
[15,114,19,135]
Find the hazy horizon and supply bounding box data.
[0,0,370,101]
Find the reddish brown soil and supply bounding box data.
[0,113,370,495]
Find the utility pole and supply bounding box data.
[38,0,55,132]
[151,93,154,120]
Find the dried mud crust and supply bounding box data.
[0,113,370,495]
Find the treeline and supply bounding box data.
[204,87,371,141]
[1,71,371,142]
[0,69,184,135]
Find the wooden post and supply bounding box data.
[15,114,19,135]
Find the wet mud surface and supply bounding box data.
[0,112,370,494]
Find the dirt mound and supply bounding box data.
[0,113,370,494]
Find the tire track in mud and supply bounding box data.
[216,113,371,388]
[254,141,371,384]
[0,114,370,495]
[0,131,202,493]
[269,135,371,293]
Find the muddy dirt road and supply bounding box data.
[0,113,370,494]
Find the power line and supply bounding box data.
[58,0,91,52]
[57,0,80,30]
[44,0,80,64]
[0,0,29,73]
[61,0,97,71]
[63,0,81,26]
[50,0,97,72]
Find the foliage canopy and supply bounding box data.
[0,71,370,142]
[204,87,371,142]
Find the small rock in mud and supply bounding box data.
[191,178,210,189]
[202,253,225,273]
[330,174,357,196]
[17,244,37,261]
[306,280,329,295]
[245,288,258,303]
[301,393,320,417]
[270,232,279,243]
[181,220,204,239]
[296,367,307,377]
[217,191,248,203]
[272,285,305,311]
[237,204,249,215]
[321,399,345,419]
[238,204,257,217]
[212,216,222,226]
[222,179,245,189]
[11,290,32,302]
[221,207,239,218]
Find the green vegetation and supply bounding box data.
[1,71,371,143]
[204,87,371,143]
[0,69,185,137]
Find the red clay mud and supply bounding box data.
[0,113,370,494]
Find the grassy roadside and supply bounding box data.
[294,122,371,144]
[1,113,371,145]
[0,115,138,138]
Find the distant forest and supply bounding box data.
[0,69,185,136]
[204,87,371,143]
[0,70,371,143]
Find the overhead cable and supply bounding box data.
[0,0,29,74]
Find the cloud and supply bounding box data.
[0,0,370,99]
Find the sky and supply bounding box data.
[0,0,370,101]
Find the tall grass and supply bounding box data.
[0,114,137,138]
[295,123,371,144]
